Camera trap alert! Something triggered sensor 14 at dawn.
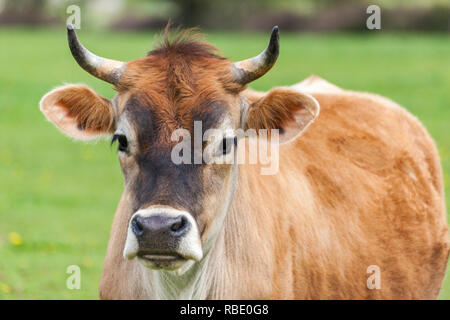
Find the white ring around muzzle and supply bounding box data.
[123,206,203,262]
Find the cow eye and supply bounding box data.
[112,134,128,152]
[219,137,237,156]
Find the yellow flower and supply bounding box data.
[0,283,11,294]
[9,232,22,246]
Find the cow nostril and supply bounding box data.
[170,216,188,234]
[132,216,144,236]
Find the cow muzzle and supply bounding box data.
[123,206,203,271]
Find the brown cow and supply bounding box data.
[40,25,449,299]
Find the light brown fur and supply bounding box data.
[40,85,115,140]
[99,77,449,299]
[39,25,449,300]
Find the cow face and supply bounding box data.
[40,25,319,272]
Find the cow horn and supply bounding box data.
[231,26,279,85]
[67,24,126,85]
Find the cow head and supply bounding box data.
[40,25,319,273]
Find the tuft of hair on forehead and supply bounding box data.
[147,22,225,61]
[117,22,243,94]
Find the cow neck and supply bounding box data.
[144,162,239,299]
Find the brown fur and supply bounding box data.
[52,85,114,133]
[40,27,448,299]
[246,88,308,131]
[99,77,449,299]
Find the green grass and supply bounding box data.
[0,27,449,299]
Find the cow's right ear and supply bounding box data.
[39,84,115,140]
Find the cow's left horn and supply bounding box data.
[231,26,279,85]
[67,24,126,85]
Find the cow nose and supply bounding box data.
[131,215,190,239]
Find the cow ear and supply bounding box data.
[39,84,115,140]
[243,88,320,144]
